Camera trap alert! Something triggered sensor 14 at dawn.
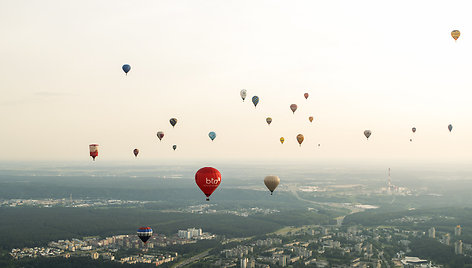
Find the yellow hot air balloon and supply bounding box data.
[451,30,461,41]
[264,175,280,195]
[451,30,460,41]
[296,134,304,146]
[280,137,285,144]
[309,116,314,123]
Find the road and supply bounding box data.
[172,249,211,268]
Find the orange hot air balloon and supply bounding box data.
[89,144,99,161]
[309,116,314,123]
[451,30,460,41]
[280,137,285,144]
[195,167,221,201]
[296,134,304,146]
[304,93,309,99]
[290,104,298,114]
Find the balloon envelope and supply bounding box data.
[448,124,453,132]
[122,64,131,75]
[296,134,304,146]
[451,30,460,41]
[412,127,416,133]
[280,137,284,144]
[172,144,177,151]
[240,89,247,101]
[290,104,298,114]
[133,149,139,157]
[364,130,372,139]
[157,131,164,141]
[266,117,272,125]
[309,116,314,123]
[264,175,280,195]
[252,96,259,107]
[89,144,98,161]
[170,118,178,128]
[209,131,216,141]
[304,93,309,99]
[195,167,221,201]
[137,227,153,244]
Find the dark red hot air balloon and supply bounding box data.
[304,93,309,99]
[195,167,221,201]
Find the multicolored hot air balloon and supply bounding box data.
[448,124,453,132]
[172,144,177,151]
[252,96,259,108]
[451,30,460,41]
[209,131,216,141]
[157,131,164,141]
[290,104,298,114]
[240,89,247,101]
[137,227,153,244]
[364,130,372,140]
[304,93,309,100]
[133,148,139,157]
[309,116,314,123]
[296,134,304,146]
[280,137,285,144]
[195,167,221,201]
[412,127,416,133]
[122,64,131,75]
[264,175,280,195]
[170,118,178,128]
[266,117,272,126]
[89,144,99,161]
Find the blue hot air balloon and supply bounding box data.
[122,64,131,75]
[209,131,216,141]
[170,118,178,128]
[137,227,153,243]
[252,96,259,108]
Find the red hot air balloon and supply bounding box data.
[89,144,98,161]
[290,104,298,114]
[195,167,221,201]
[304,93,309,99]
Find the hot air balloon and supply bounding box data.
[296,134,304,146]
[209,131,216,141]
[172,145,177,151]
[133,149,139,157]
[157,131,164,141]
[318,144,321,147]
[412,127,416,133]
[195,167,221,201]
[89,144,98,161]
[290,104,298,114]
[448,124,453,132]
[252,96,259,108]
[451,30,460,41]
[364,130,372,140]
[304,93,309,99]
[309,116,314,123]
[170,118,178,128]
[122,64,131,75]
[266,117,272,126]
[240,89,247,101]
[137,227,153,244]
[410,139,412,142]
[280,137,285,144]
[264,175,280,195]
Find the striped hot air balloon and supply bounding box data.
[137,227,153,244]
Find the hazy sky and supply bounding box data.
[1,0,472,162]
